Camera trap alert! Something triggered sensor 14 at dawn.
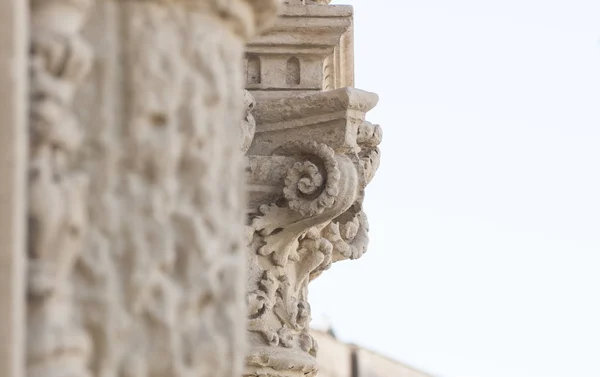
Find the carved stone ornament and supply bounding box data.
[241,90,258,154]
[246,1,354,101]
[27,0,94,376]
[26,1,279,377]
[243,88,382,377]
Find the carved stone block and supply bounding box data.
[248,88,378,156]
[246,3,354,101]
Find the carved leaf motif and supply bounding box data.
[248,270,279,319]
[248,292,267,318]
[357,121,383,148]
[278,327,294,348]
[297,231,333,283]
[295,301,311,329]
[299,332,317,356]
[249,318,280,347]
[357,121,383,186]
[323,211,370,262]
[244,96,382,375]
[250,141,351,267]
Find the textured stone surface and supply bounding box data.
[25,0,279,377]
[0,0,27,376]
[242,3,382,377]
[246,2,353,101]
[27,1,95,376]
[243,88,381,377]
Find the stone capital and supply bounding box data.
[243,87,381,377]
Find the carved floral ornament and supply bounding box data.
[26,0,281,376]
[242,88,382,377]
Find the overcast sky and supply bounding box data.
[310,1,600,377]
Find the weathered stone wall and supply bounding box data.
[311,331,433,377]
[310,331,352,377]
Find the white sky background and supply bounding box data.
[309,1,600,377]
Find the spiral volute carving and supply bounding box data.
[278,141,340,217]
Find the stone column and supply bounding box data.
[243,3,382,377]
[0,0,28,376]
[26,1,279,377]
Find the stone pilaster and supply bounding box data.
[243,3,381,377]
[26,1,279,377]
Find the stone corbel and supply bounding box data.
[243,87,381,377]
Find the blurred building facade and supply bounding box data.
[311,331,433,377]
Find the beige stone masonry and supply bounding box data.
[243,3,382,377]
[311,331,434,377]
[246,2,354,101]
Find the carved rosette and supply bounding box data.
[244,88,381,377]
